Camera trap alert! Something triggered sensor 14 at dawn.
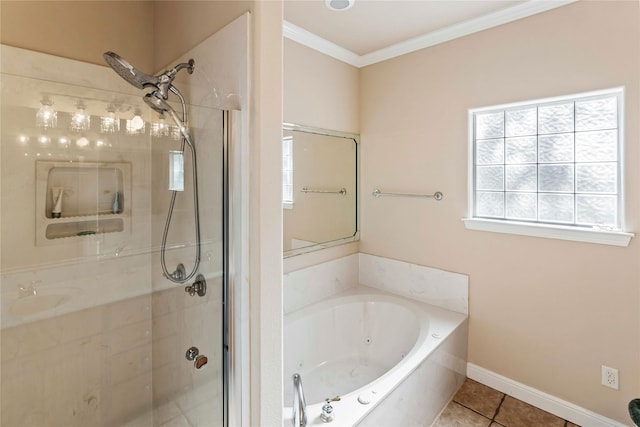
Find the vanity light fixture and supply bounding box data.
[150,112,170,138]
[325,0,354,11]
[126,109,146,135]
[36,95,57,129]
[100,104,120,133]
[70,100,90,132]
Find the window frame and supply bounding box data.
[463,87,633,246]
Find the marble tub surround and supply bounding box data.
[284,253,468,314]
[359,253,468,314]
[283,253,358,313]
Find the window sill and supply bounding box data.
[462,218,633,247]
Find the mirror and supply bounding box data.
[283,123,359,257]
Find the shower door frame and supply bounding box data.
[222,109,230,427]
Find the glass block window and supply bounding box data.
[471,88,622,230]
[283,136,294,206]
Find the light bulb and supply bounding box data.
[100,105,120,133]
[76,136,90,147]
[126,109,146,135]
[36,96,57,129]
[70,100,90,132]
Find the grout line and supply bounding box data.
[492,393,507,421]
[451,400,494,424]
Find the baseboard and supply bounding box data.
[466,363,628,427]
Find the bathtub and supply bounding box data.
[283,286,468,426]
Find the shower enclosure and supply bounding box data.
[0,45,229,426]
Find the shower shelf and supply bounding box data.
[35,160,132,245]
[46,218,125,240]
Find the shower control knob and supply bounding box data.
[194,354,208,369]
[185,347,208,369]
[186,347,199,361]
[184,274,207,297]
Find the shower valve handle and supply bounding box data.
[194,355,208,369]
[185,346,208,369]
[184,274,207,297]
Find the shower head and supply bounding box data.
[104,51,195,144]
[104,51,195,102]
[103,51,158,90]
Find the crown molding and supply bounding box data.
[284,0,578,68]
[283,21,361,67]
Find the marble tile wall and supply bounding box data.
[359,253,469,314]
[284,253,469,315]
[0,275,222,427]
[283,253,359,314]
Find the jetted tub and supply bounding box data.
[283,286,468,426]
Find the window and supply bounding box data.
[283,136,293,209]
[464,88,633,246]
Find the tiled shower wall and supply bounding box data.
[1,275,222,426]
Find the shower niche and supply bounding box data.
[35,160,131,244]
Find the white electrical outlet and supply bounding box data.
[602,365,619,390]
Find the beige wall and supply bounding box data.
[247,2,284,425]
[0,0,252,73]
[284,38,359,134]
[153,0,251,69]
[0,1,155,71]
[360,1,639,423]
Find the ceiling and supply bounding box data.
[283,0,575,67]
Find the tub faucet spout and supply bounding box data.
[292,373,307,427]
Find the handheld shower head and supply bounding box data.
[103,51,158,89]
[144,91,172,114]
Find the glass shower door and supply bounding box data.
[0,47,226,427]
[149,106,226,427]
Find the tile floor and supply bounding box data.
[432,379,580,427]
